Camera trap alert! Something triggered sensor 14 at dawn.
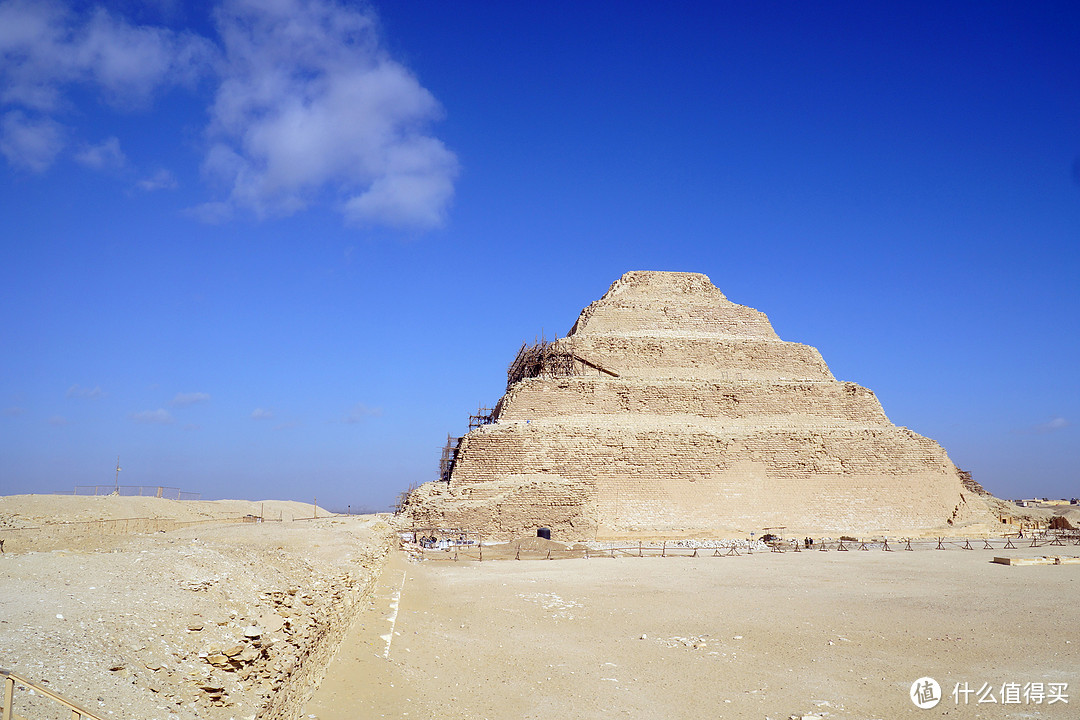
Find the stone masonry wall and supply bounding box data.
[404,270,997,538]
[497,377,889,425]
[570,271,779,339]
[437,422,974,534]
[565,336,833,381]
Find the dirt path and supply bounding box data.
[303,551,416,718]
[306,545,1079,719]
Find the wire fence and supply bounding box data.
[52,485,202,500]
[407,530,1080,563]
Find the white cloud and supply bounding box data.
[136,168,178,191]
[132,408,174,424]
[1033,417,1070,434]
[184,199,233,223]
[74,136,127,170]
[0,110,64,171]
[66,383,104,399]
[1016,416,1071,435]
[171,391,210,406]
[250,407,273,420]
[48,415,69,425]
[0,0,214,112]
[4,406,25,416]
[0,0,456,229]
[0,0,213,170]
[344,402,382,423]
[201,0,458,229]
[0,0,79,112]
[77,6,210,106]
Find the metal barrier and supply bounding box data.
[56,486,201,500]
[408,531,1080,563]
[1,667,108,720]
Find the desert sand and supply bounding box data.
[307,540,1079,719]
[0,494,392,720]
[3,494,1078,720]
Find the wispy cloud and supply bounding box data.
[171,391,210,407]
[183,199,231,224]
[0,0,214,112]
[0,110,63,171]
[74,136,126,170]
[250,407,273,420]
[0,0,215,172]
[1033,417,1069,434]
[4,406,25,416]
[136,168,177,191]
[132,408,174,424]
[48,414,70,426]
[273,421,299,431]
[343,402,383,423]
[1016,417,1070,435]
[66,383,104,399]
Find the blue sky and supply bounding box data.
[1,0,1077,509]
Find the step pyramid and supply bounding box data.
[404,271,996,539]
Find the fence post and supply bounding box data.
[4,673,15,720]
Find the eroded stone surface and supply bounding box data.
[404,271,996,538]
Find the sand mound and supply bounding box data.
[0,494,326,528]
[0,495,392,720]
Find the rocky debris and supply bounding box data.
[958,468,991,497]
[0,514,392,720]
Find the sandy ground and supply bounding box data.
[306,542,1079,720]
[4,494,1078,720]
[0,495,392,720]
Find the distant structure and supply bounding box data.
[403,271,997,538]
